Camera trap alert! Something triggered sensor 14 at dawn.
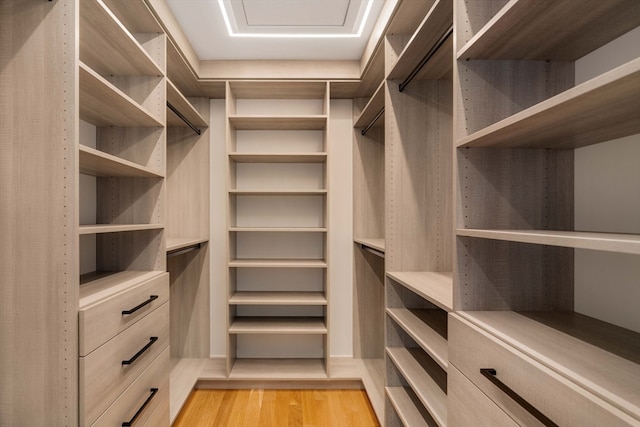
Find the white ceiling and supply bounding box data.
[165,0,386,61]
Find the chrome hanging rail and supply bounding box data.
[167,102,202,135]
[399,25,454,93]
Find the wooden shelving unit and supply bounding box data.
[79,145,163,178]
[453,0,640,424]
[226,81,331,378]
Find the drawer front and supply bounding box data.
[448,365,519,427]
[79,272,169,356]
[80,302,169,426]
[449,313,634,427]
[92,347,170,427]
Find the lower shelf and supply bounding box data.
[386,386,432,427]
[169,358,208,424]
[229,317,327,334]
[229,358,328,379]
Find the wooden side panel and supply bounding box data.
[0,0,78,425]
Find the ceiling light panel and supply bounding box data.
[242,0,350,27]
[220,0,373,37]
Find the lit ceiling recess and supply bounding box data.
[218,0,375,38]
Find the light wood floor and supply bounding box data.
[173,389,381,427]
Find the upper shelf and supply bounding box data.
[166,237,209,253]
[456,58,640,149]
[387,0,453,81]
[387,271,453,312]
[80,0,163,77]
[167,80,208,128]
[79,145,163,178]
[229,227,327,232]
[229,189,327,196]
[102,0,163,34]
[457,229,640,255]
[229,153,327,163]
[229,259,327,268]
[228,81,328,100]
[79,62,163,127]
[228,116,327,130]
[458,0,640,60]
[460,311,640,422]
[229,292,327,306]
[355,238,386,254]
[79,223,164,235]
[354,81,385,130]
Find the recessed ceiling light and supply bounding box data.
[218,0,374,38]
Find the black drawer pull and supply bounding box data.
[122,295,158,315]
[122,387,158,427]
[480,368,558,427]
[122,337,158,366]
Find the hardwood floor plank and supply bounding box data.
[173,389,380,427]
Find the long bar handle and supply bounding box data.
[122,337,158,366]
[122,295,158,315]
[480,368,558,427]
[122,388,158,426]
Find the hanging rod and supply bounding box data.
[167,102,202,135]
[361,107,385,136]
[399,25,454,93]
[361,243,385,259]
[167,242,202,258]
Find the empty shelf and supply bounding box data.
[79,223,163,235]
[229,292,327,306]
[229,153,327,163]
[387,347,447,427]
[387,308,448,371]
[229,227,327,232]
[457,229,640,255]
[355,238,386,254]
[79,145,163,178]
[229,189,327,196]
[80,62,163,127]
[229,317,327,334]
[456,58,640,149]
[229,115,327,130]
[354,81,385,129]
[458,0,640,60]
[386,387,432,427]
[229,358,327,379]
[166,237,209,253]
[167,79,208,128]
[229,259,328,268]
[387,272,453,312]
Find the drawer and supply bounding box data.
[448,365,519,427]
[92,347,170,427]
[80,302,169,426]
[79,272,169,356]
[449,313,635,427]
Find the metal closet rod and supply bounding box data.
[399,25,454,93]
[167,102,202,135]
[361,107,385,136]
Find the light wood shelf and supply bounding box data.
[228,115,327,130]
[166,237,209,253]
[79,145,163,178]
[169,358,207,424]
[229,292,327,306]
[354,238,386,254]
[80,0,163,77]
[387,308,448,371]
[229,358,327,379]
[457,0,640,60]
[460,311,640,421]
[229,317,327,334]
[102,0,163,34]
[229,259,328,268]
[229,227,327,232]
[78,223,163,235]
[386,387,431,427]
[387,272,453,312]
[354,81,385,129]
[79,62,163,127]
[229,189,327,196]
[387,0,453,81]
[456,58,640,149]
[228,81,327,99]
[166,79,208,128]
[457,229,640,255]
[386,347,447,427]
[79,270,165,309]
[229,153,327,163]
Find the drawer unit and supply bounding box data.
[80,302,169,426]
[449,313,637,427]
[448,365,519,427]
[79,272,169,356]
[92,347,170,427]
